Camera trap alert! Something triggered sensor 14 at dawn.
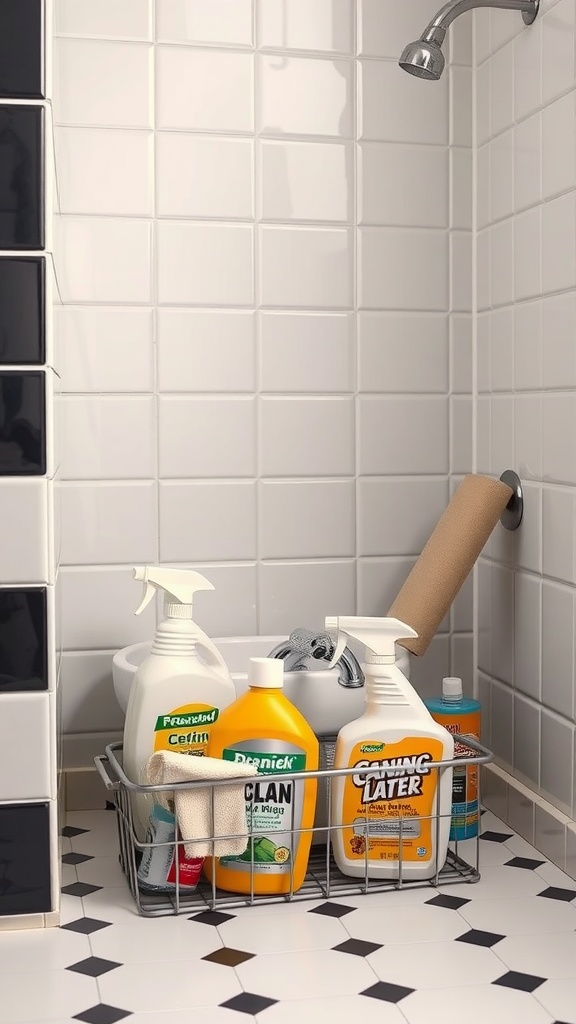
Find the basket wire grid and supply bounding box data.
[95,735,493,918]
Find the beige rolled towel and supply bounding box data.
[145,751,257,858]
[388,474,513,657]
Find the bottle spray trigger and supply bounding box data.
[134,580,156,617]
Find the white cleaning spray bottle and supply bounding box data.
[123,567,236,838]
[327,615,454,881]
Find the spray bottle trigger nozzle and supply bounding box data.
[134,580,156,616]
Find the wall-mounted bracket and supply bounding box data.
[499,470,524,530]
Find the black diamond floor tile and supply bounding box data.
[309,901,355,918]
[426,894,471,910]
[62,882,103,898]
[62,826,91,838]
[67,957,122,978]
[62,852,95,866]
[220,992,278,1014]
[189,910,236,926]
[456,929,505,948]
[505,856,546,870]
[362,981,414,1003]
[481,830,514,843]
[62,918,113,935]
[537,886,576,902]
[493,971,546,993]
[333,938,382,956]
[203,947,255,967]
[73,1006,132,1024]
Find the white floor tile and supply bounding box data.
[536,977,576,1023]
[59,893,85,926]
[460,895,576,935]
[81,886,141,924]
[497,930,576,979]
[0,927,90,973]
[262,995,406,1024]
[335,887,437,909]
[535,860,576,889]
[368,940,504,988]
[505,833,541,858]
[219,910,349,953]
[60,863,78,887]
[402,985,553,1024]
[99,958,242,1012]
[0,970,98,1024]
[235,948,377,1000]
[76,856,126,888]
[90,916,223,964]
[454,837,512,867]
[117,1012,251,1024]
[440,864,547,901]
[71,829,123,857]
[344,904,469,945]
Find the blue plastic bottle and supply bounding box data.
[425,678,481,841]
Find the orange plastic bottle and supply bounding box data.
[205,657,319,895]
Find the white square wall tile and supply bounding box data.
[451,232,472,313]
[490,131,513,223]
[542,293,576,389]
[450,315,472,393]
[514,114,541,214]
[490,307,514,393]
[157,222,254,306]
[359,477,448,557]
[55,128,152,216]
[55,307,154,393]
[260,481,355,559]
[514,208,541,302]
[258,0,354,53]
[490,43,514,136]
[157,310,256,393]
[59,482,158,566]
[0,481,49,583]
[156,135,253,220]
[60,652,125,734]
[542,0,575,105]
[55,0,152,39]
[490,221,514,309]
[359,397,449,474]
[259,226,352,308]
[54,218,152,304]
[450,67,472,147]
[542,580,575,720]
[156,0,253,46]
[359,0,442,57]
[359,143,448,228]
[173,563,258,638]
[59,396,155,480]
[543,486,575,584]
[59,567,157,650]
[451,396,473,474]
[259,560,355,634]
[514,301,542,391]
[260,140,352,223]
[516,481,542,575]
[477,144,490,230]
[451,147,472,230]
[515,395,542,482]
[542,394,576,485]
[514,571,541,701]
[260,397,354,477]
[542,192,576,295]
[513,694,540,788]
[0,695,51,799]
[159,481,257,563]
[158,397,256,478]
[357,556,416,617]
[476,62,490,146]
[541,710,574,813]
[360,60,448,144]
[542,92,576,200]
[259,55,353,138]
[260,313,354,393]
[514,17,541,121]
[358,313,448,393]
[53,38,151,127]
[359,228,448,311]
[156,46,253,132]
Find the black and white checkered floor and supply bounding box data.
[2,808,576,1024]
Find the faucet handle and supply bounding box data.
[288,627,347,669]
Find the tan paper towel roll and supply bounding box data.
[387,474,513,657]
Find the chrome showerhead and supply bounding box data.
[398,39,445,81]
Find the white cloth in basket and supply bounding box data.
[145,750,257,858]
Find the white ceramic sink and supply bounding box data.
[112,635,411,736]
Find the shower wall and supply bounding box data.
[474,0,576,866]
[52,0,472,752]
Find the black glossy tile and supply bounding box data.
[456,928,505,948]
[61,882,103,898]
[0,0,43,99]
[0,802,51,916]
[493,970,546,993]
[189,909,235,926]
[333,938,382,956]
[67,957,122,978]
[0,105,44,249]
[537,886,576,902]
[0,257,45,363]
[220,993,278,1015]
[0,371,45,474]
[62,825,90,838]
[309,901,356,918]
[0,587,47,691]
[361,981,414,1003]
[62,852,94,866]
[505,856,546,870]
[426,893,471,910]
[62,918,113,935]
[74,1007,132,1024]
[480,830,514,843]
[202,947,255,967]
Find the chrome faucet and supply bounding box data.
[268,628,364,689]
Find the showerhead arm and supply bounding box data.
[422,0,538,45]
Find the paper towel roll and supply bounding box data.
[387,474,514,657]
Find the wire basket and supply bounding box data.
[95,736,493,918]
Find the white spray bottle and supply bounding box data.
[123,567,236,838]
[326,615,454,881]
